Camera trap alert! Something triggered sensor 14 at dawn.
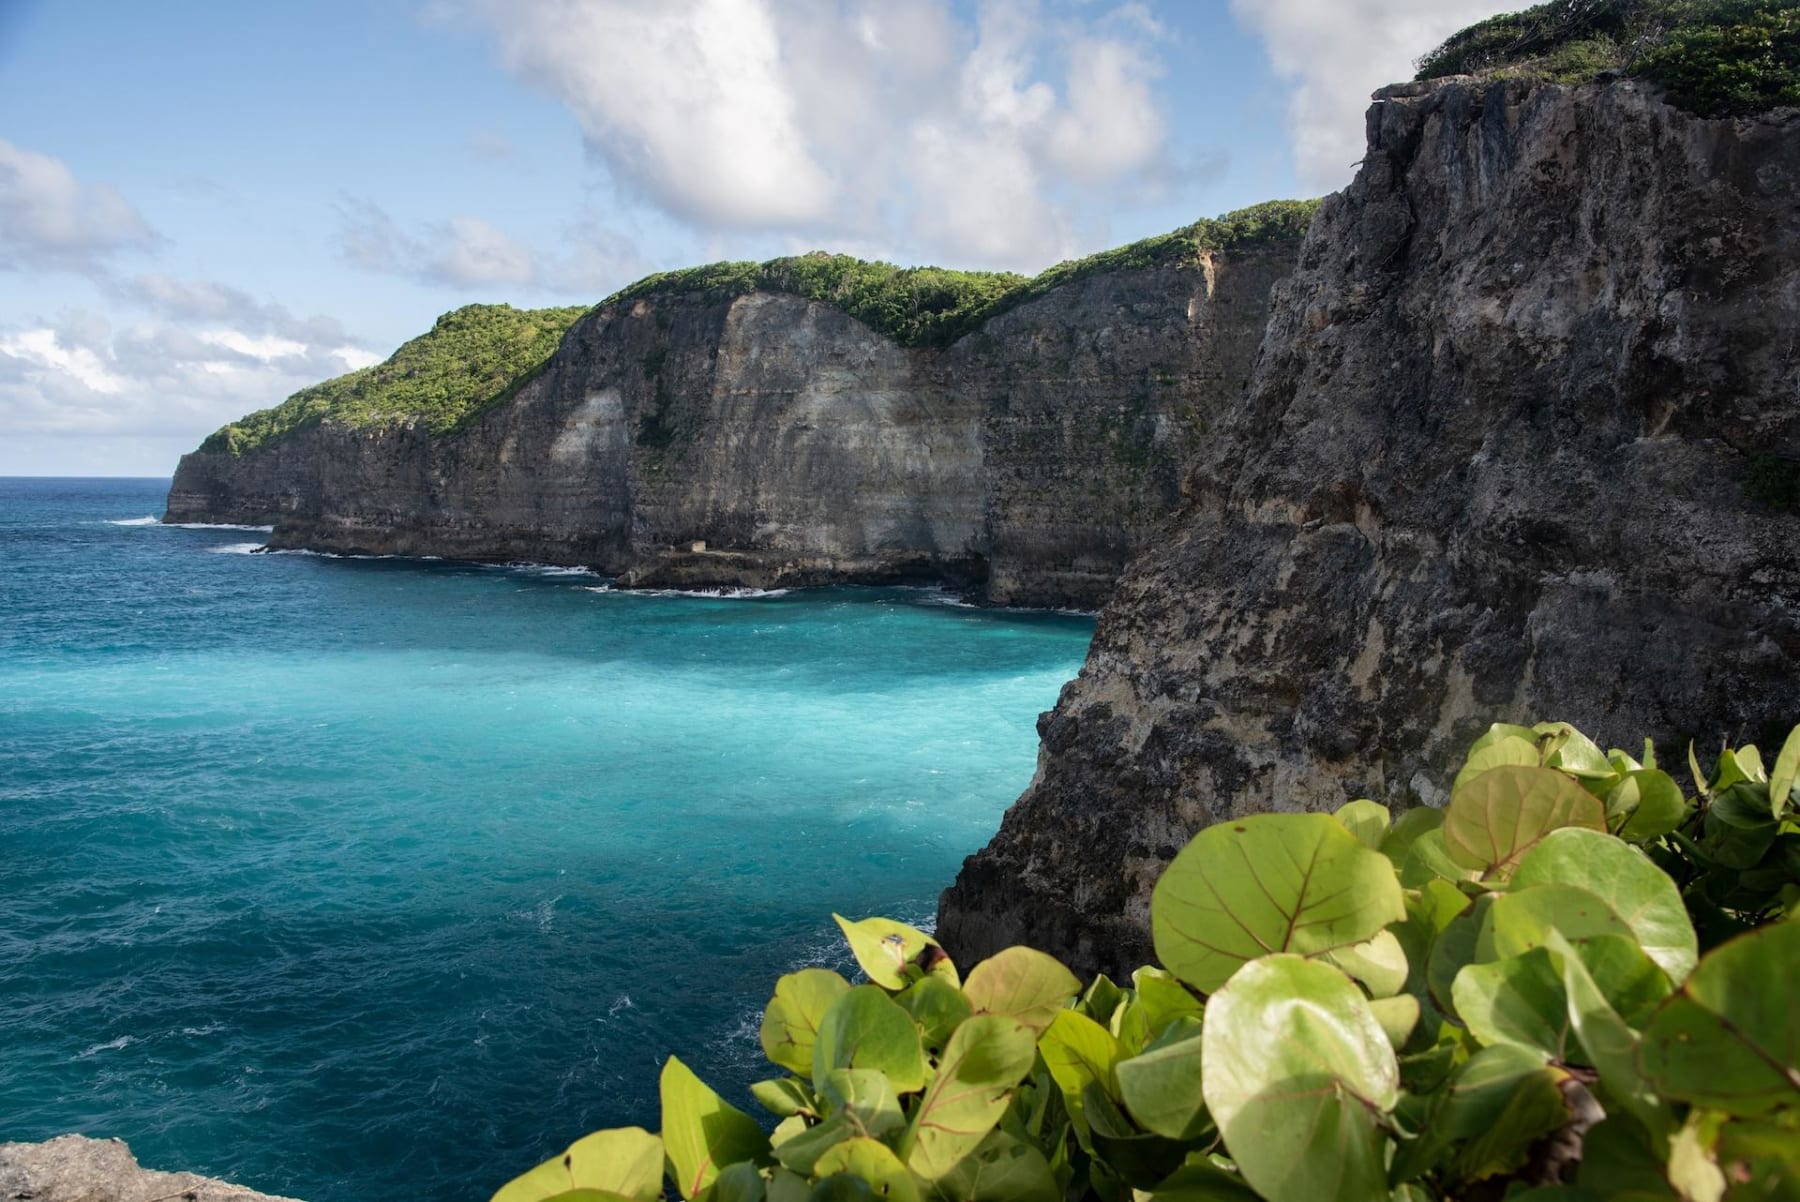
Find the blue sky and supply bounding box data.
[0,0,1521,475]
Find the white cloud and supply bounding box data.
[106,273,359,349]
[0,139,159,272]
[0,310,377,450]
[457,0,1184,271]
[1230,0,1531,191]
[336,198,649,296]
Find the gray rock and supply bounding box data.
[0,1135,300,1202]
[939,76,1800,977]
[165,248,1299,610]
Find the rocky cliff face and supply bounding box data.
[939,76,1800,976]
[166,248,1297,609]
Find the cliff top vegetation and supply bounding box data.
[199,201,1319,455]
[1416,0,1800,115]
[601,198,1322,350]
[199,304,587,454]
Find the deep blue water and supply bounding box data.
[0,477,1092,1202]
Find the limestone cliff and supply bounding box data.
[939,75,1800,976]
[166,243,1299,610]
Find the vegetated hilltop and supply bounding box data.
[169,198,1319,607]
[1415,0,1800,115]
[202,304,589,454]
[197,200,1319,457]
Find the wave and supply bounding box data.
[164,521,276,532]
[583,584,790,600]
[498,562,598,578]
[208,542,267,555]
[898,584,1096,618]
[76,1035,137,1057]
[106,516,159,526]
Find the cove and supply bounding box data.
[0,477,1094,1202]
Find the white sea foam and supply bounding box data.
[106,516,159,526]
[582,584,790,600]
[164,521,276,532]
[77,1035,137,1057]
[501,562,598,578]
[208,542,267,555]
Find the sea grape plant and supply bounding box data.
[493,721,1800,1202]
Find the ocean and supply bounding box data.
[0,476,1094,1202]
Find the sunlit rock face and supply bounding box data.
[165,245,1299,611]
[939,76,1800,976]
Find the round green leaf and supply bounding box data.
[1380,806,1445,870]
[1319,928,1409,999]
[1129,966,1204,1039]
[763,969,854,1076]
[813,1139,919,1202]
[1201,956,1398,1202]
[1452,733,1541,793]
[1511,829,1697,981]
[1608,769,1689,842]
[961,946,1080,1034]
[1443,765,1606,880]
[1641,921,1800,1116]
[903,1015,1038,1180]
[1152,813,1405,993]
[661,1056,771,1200]
[812,986,926,1095]
[1037,1008,1122,1149]
[1368,995,1420,1050]
[819,1069,904,1141]
[1454,948,1574,1061]
[1333,800,1391,849]
[1768,724,1800,821]
[894,976,971,1053]
[1480,883,1637,963]
[927,1130,1059,1202]
[1116,1016,1207,1140]
[833,914,950,990]
[713,1162,767,1202]
[490,1127,664,1202]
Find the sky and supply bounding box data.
[0,0,1525,476]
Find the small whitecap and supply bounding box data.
[106,516,159,526]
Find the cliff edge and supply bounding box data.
[940,73,1800,975]
[166,212,1309,610]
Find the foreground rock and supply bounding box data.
[0,1136,299,1202]
[166,246,1297,610]
[940,75,1800,976]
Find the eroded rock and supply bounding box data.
[940,76,1800,976]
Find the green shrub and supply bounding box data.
[601,199,1322,350]
[199,304,586,455]
[494,718,1800,1202]
[1415,0,1800,116]
[202,203,1320,457]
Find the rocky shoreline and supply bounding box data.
[0,1136,298,1202]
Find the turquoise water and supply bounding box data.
[0,477,1092,1202]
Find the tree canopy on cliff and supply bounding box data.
[200,304,588,454]
[604,199,1322,351]
[1416,0,1800,115]
[198,201,1320,456]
